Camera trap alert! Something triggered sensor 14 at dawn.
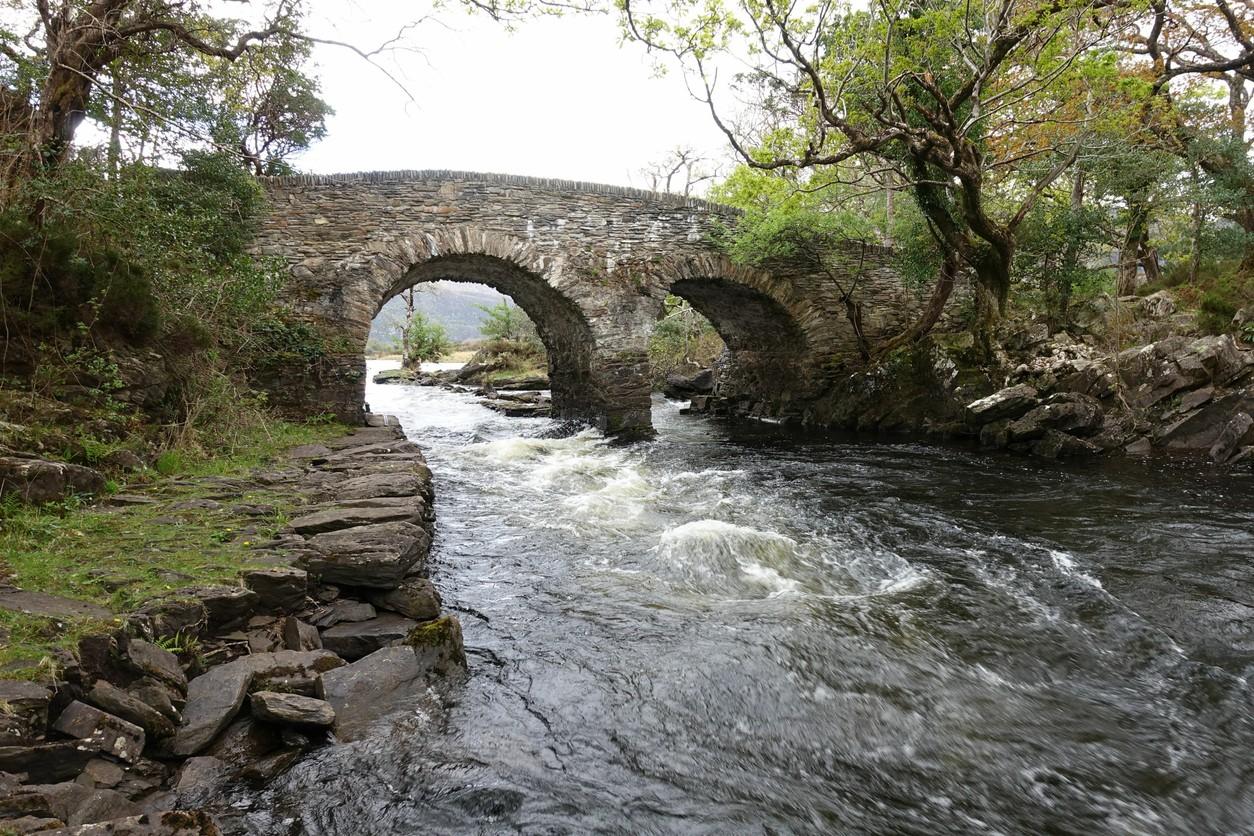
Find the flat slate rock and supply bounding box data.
[0,589,112,621]
[368,579,441,621]
[320,614,418,661]
[335,472,426,501]
[249,692,335,728]
[52,702,145,764]
[0,741,97,783]
[165,662,251,757]
[287,504,422,536]
[309,599,377,628]
[304,521,430,588]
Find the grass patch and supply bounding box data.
[0,419,347,678]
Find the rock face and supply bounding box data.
[662,368,715,400]
[248,693,335,728]
[316,647,428,742]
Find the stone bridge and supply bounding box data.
[252,170,923,435]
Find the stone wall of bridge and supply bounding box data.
[252,170,932,434]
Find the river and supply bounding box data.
[218,359,1254,835]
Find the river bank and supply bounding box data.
[0,420,464,834]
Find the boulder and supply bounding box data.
[285,444,331,461]
[242,650,345,694]
[0,742,96,783]
[280,617,322,652]
[1011,393,1105,440]
[320,615,418,661]
[242,568,307,613]
[404,615,467,676]
[335,472,427,501]
[303,521,430,588]
[308,600,377,628]
[0,680,52,745]
[1031,430,1102,459]
[173,587,257,632]
[0,458,106,504]
[286,504,423,536]
[1209,412,1254,464]
[51,703,145,764]
[84,681,175,739]
[367,579,441,621]
[171,757,225,794]
[127,599,208,643]
[164,664,250,758]
[248,693,335,728]
[122,640,187,695]
[316,647,428,741]
[662,368,715,400]
[965,384,1039,424]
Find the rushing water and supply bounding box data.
[218,360,1254,835]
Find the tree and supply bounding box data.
[403,311,452,368]
[640,146,719,195]
[0,1,304,196]
[621,0,1136,351]
[476,300,540,345]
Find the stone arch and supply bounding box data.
[343,228,603,420]
[649,255,812,404]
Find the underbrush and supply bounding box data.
[1138,258,1252,336]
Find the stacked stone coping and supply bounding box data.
[257,169,737,215]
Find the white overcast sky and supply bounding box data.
[297,1,731,189]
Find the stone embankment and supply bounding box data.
[0,420,463,834]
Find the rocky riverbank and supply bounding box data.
[0,420,464,834]
[686,307,1254,466]
[374,366,552,418]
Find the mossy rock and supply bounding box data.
[403,614,466,676]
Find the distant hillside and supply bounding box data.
[369,281,510,345]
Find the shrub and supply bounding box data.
[403,312,452,366]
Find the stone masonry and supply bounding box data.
[253,170,926,435]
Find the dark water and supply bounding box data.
[217,361,1254,835]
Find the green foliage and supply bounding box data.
[476,301,540,346]
[648,296,723,384]
[403,312,453,365]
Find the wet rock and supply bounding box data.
[0,742,96,783]
[248,693,335,728]
[1209,412,1254,464]
[174,587,257,632]
[1032,430,1103,459]
[52,703,145,764]
[308,599,376,628]
[1011,393,1105,441]
[36,809,224,834]
[320,615,417,661]
[237,747,301,784]
[317,647,427,741]
[242,568,307,613]
[199,717,281,770]
[965,384,1039,424]
[0,590,112,621]
[367,579,441,621]
[84,681,175,739]
[978,419,1011,449]
[242,650,345,694]
[280,617,322,651]
[0,680,51,745]
[364,413,401,427]
[286,503,423,536]
[171,757,224,794]
[0,458,106,504]
[662,368,714,399]
[1156,393,1254,451]
[404,615,467,676]
[304,521,430,588]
